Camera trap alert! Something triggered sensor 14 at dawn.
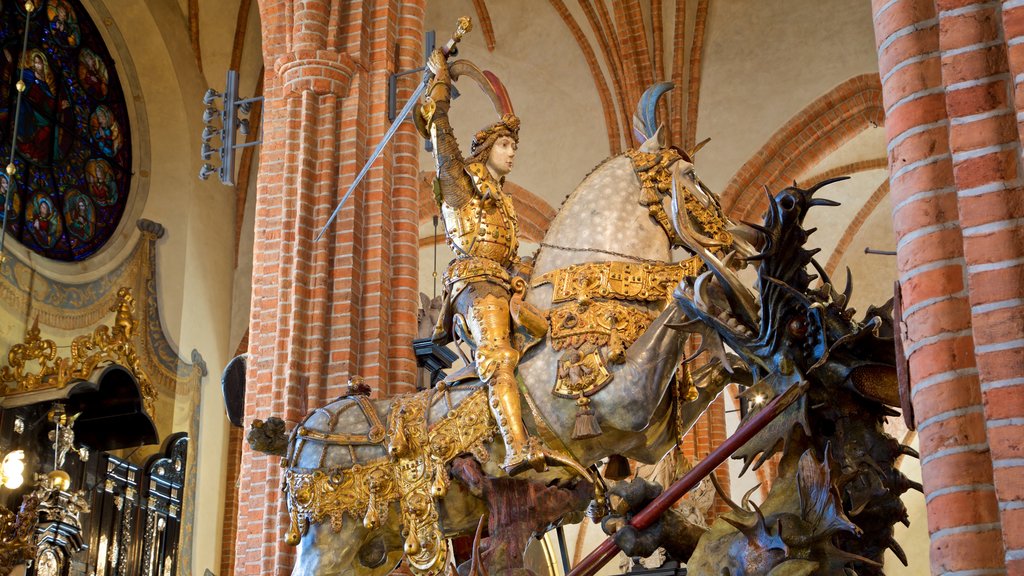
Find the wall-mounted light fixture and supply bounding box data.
[0,450,25,490]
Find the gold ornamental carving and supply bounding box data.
[546,300,656,353]
[626,148,733,247]
[0,287,157,415]
[284,387,497,576]
[533,259,701,305]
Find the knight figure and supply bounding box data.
[419,48,547,475]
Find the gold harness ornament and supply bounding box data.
[626,148,734,248]
[532,259,703,305]
[284,387,497,576]
[533,260,702,428]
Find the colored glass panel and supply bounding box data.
[0,0,132,261]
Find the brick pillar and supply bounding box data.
[940,2,1024,572]
[872,0,1006,573]
[234,1,424,573]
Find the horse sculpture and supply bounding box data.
[252,84,755,576]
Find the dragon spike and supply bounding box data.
[843,267,854,305]
[808,197,842,208]
[888,538,909,566]
[468,517,489,576]
[810,258,833,289]
[721,250,738,269]
[899,444,920,459]
[740,219,772,238]
[721,513,758,534]
[765,187,781,222]
[740,482,762,510]
[805,227,818,235]
[711,473,751,516]
[806,176,850,196]
[763,276,815,308]
[666,318,705,332]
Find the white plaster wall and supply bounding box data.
[697,0,881,192]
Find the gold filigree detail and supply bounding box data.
[626,148,733,247]
[555,348,612,399]
[284,388,497,576]
[533,259,701,304]
[547,301,656,353]
[0,288,157,415]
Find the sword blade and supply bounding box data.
[315,75,429,242]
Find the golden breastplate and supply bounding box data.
[441,163,519,266]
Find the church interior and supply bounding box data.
[0,0,1021,575]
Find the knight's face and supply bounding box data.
[486,136,517,178]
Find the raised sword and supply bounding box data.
[315,16,472,242]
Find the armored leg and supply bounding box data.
[460,288,545,474]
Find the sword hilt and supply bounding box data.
[442,16,472,58]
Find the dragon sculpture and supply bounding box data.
[607,180,919,575]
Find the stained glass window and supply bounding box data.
[0,0,132,261]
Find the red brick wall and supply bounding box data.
[234,1,425,573]
[873,1,1024,573]
[720,74,885,221]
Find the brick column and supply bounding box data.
[940,2,1024,573]
[872,0,1006,573]
[233,1,424,573]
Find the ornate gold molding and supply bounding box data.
[285,387,497,576]
[533,259,701,305]
[0,288,156,415]
[0,220,206,574]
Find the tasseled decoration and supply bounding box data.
[430,461,449,498]
[572,394,603,440]
[363,497,380,530]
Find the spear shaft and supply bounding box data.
[567,382,806,576]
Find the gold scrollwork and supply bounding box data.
[533,259,702,304]
[547,301,656,353]
[0,287,157,415]
[284,388,497,576]
[626,148,733,247]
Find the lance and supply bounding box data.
[566,381,807,576]
[315,17,472,243]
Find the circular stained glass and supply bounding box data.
[0,0,131,261]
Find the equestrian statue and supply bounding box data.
[248,18,916,576]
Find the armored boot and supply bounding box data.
[465,291,546,475]
[489,369,546,475]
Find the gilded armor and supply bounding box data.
[440,162,520,269]
[421,48,544,474]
